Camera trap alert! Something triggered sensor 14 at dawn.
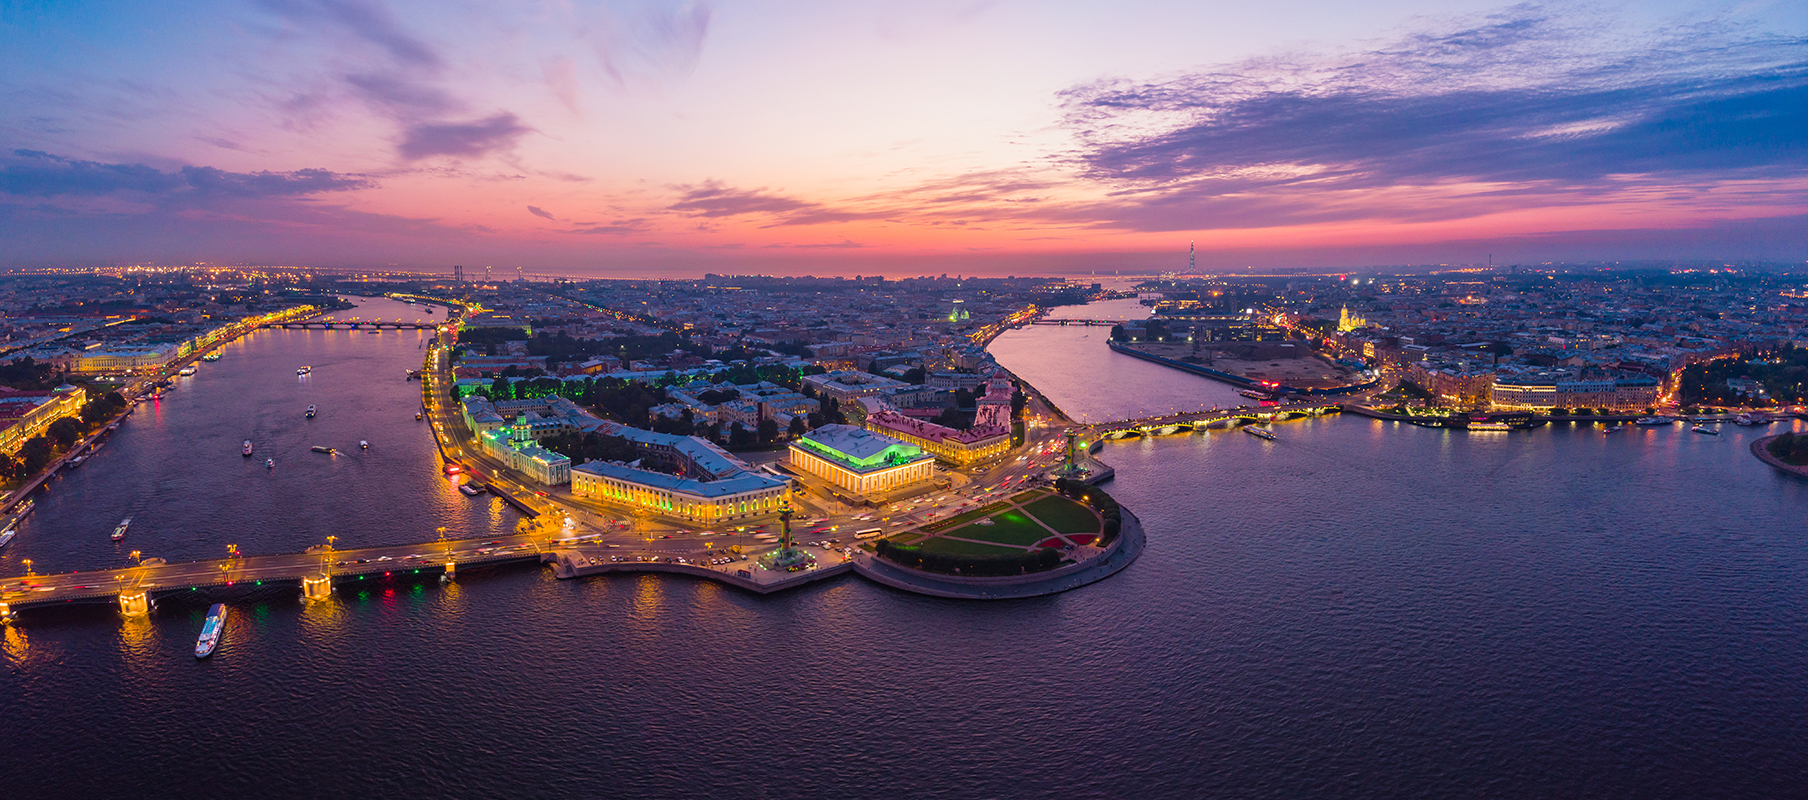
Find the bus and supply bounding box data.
[855,528,884,540]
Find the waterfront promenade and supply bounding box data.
[1751,434,1808,479]
[852,509,1144,600]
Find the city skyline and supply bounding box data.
[3,0,1806,274]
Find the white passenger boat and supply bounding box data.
[195,604,227,658]
[1242,426,1277,440]
[112,516,131,541]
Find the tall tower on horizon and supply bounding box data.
[1189,241,1195,273]
[453,264,463,283]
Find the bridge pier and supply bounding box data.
[119,590,150,617]
[301,573,332,601]
[441,561,455,583]
[0,600,11,621]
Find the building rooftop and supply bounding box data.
[793,423,929,471]
[573,460,785,498]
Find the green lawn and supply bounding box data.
[920,500,1013,533]
[1021,495,1101,535]
[885,533,924,545]
[946,511,1055,546]
[914,536,1029,556]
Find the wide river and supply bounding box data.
[5,296,1807,799]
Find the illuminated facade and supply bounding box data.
[864,411,1008,467]
[861,370,1013,467]
[571,462,787,523]
[477,416,572,485]
[570,422,788,522]
[0,384,85,455]
[787,424,935,497]
[1490,373,1661,411]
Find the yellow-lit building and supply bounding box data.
[864,411,1009,467]
[0,384,85,455]
[787,424,936,497]
[569,421,790,523]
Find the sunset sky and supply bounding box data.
[2,0,1805,276]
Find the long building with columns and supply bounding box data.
[570,421,788,523]
[787,424,936,498]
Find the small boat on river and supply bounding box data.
[265,458,275,469]
[195,604,227,658]
[1691,425,1719,435]
[1242,426,1277,441]
[359,440,369,450]
[311,446,336,455]
[296,366,311,375]
[112,516,131,541]
[243,439,254,457]
[306,405,316,418]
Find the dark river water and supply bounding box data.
[5,296,1808,799]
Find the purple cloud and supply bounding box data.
[345,73,459,115]
[259,0,442,69]
[398,114,532,160]
[527,205,556,221]
[591,1,713,84]
[0,150,371,198]
[1059,12,1808,195]
[667,180,882,226]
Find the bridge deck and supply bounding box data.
[1085,402,1343,434]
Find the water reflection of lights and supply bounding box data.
[3,623,31,662]
[118,614,157,663]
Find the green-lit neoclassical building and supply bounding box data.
[787,424,936,498]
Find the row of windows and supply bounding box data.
[788,449,931,493]
[574,474,784,520]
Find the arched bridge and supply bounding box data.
[1031,318,1129,326]
[1084,402,1342,440]
[265,320,443,330]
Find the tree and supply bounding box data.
[932,406,966,429]
[47,417,83,448]
[788,416,807,437]
[80,399,111,424]
[729,422,756,449]
[757,417,779,443]
[20,436,52,473]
